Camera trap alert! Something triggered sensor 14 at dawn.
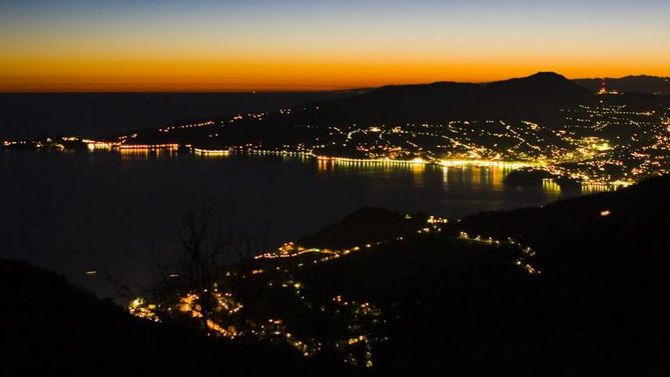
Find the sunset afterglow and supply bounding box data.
[2,0,670,91]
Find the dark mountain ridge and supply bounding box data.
[289,72,591,125]
[574,75,670,95]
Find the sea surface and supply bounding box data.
[0,150,578,297]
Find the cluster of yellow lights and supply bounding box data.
[255,242,336,260]
[128,298,159,322]
[83,139,120,151]
[175,292,244,338]
[427,215,449,224]
[81,138,180,152]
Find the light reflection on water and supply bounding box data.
[0,150,596,297]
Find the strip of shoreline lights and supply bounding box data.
[75,142,628,188]
[83,139,120,151]
[193,148,231,156]
[316,156,426,165]
[118,143,179,150]
[316,156,538,169]
[438,159,539,169]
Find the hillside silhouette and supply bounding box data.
[292,72,590,124]
[575,75,670,95]
[0,258,352,377]
[279,175,670,376]
[3,175,670,376]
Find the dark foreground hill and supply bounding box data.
[3,175,670,376]
[280,176,670,376]
[298,207,426,249]
[0,258,348,377]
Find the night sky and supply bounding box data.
[1,0,669,91]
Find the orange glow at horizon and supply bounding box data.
[3,55,670,92]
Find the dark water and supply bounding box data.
[0,152,576,295]
[0,150,573,297]
[0,92,341,139]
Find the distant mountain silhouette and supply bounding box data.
[574,75,670,95]
[295,72,591,124]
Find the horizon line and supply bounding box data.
[0,72,666,94]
